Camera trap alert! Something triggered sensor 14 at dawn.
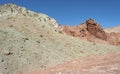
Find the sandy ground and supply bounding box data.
[22,52,120,74]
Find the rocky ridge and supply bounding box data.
[59,19,120,46]
[0,3,58,28]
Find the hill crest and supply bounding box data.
[0,3,58,28]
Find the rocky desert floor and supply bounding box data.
[22,52,120,74]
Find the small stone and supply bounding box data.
[5,67,7,69]
[36,41,40,43]
[40,35,43,37]
[21,46,23,48]
[1,60,4,62]
[4,51,13,56]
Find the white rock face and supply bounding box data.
[0,3,58,28]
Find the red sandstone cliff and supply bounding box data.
[58,19,120,46]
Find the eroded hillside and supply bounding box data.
[0,4,120,74]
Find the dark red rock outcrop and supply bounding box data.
[86,19,107,40]
[58,19,120,46]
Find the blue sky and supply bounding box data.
[0,0,120,28]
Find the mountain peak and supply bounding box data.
[86,18,96,25]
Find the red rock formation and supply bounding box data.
[58,19,120,46]
[86,19,107,40]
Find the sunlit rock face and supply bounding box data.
[86,19,107,40]
[59,19,120,46]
